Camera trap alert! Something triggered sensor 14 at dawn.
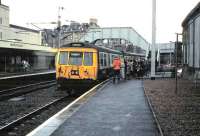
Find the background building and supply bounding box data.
[0,3,55,73]
[157,43,175,67]
[89,18,99,28]
[41,18,98,47]
[0,4,45,49]
[182,2,200,78]
[39,17,149,59]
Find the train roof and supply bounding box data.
[61,42,145,57]
[61,42,122,54]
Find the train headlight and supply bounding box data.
[71,70,79,75]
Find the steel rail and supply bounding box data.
[0,80,56,101]
[0,80,55,95]
[0,79,109,135]
[0,96,67,133]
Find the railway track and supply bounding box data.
[0,80,107,136]
[0,95,76,136]
[0,80,56,101]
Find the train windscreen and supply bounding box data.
[69,52,83,65]
[59,51,68,65]
[84,52,93,66]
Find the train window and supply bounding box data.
[84,52,93,66]
[69,52,83,66]
[99,52,104,68]
[109,54,112,66]
[59,52,68,65]
[108,54,110,66]
[104,53,107,66]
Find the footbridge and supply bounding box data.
[80,27,150,57]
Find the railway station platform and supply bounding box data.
[0,70,55,79]
[28,80,159,136]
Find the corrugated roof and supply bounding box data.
[182,2,200,27]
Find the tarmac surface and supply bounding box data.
[50,80,158,136]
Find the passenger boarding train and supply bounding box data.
[55,42,144,91]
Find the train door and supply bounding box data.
[82,52,98,80]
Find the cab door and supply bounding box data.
[81,52,98,80]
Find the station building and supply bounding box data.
[182,2,200,78]
[0,3,55,73]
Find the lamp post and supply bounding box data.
[169,41,174,66]
[57,7,64,48]
[151,0,156,80]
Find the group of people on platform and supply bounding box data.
[112,56,149,83]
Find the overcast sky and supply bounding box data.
[2,0,200,43]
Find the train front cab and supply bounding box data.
[56,48,98,90]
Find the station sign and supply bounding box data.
[0,40,55,52]
[10,43,23,47]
